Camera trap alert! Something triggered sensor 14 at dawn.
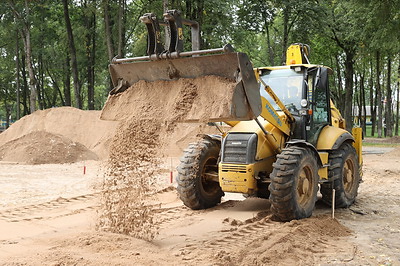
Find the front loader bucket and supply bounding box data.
[100,52,262,122]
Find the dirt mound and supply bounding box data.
[0,107,119,159]
[217,215,352,265]
[0,131,98,164]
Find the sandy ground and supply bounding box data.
[0,147,399,266]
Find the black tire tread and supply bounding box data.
[269,147,319,221]
[176,139,223,210]
[320,142,360,208]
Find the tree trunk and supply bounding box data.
[48,84,58,108]
[334,54,345,114]
[85,0,96,110]
[163,0,168,12]
[62,0,82,109]
[37,52,44,109]
[103,0,115,91]
[103,0,115,62]
[163,0,169,43]
[385,56,392,137]
[47,67,65,106]
[396,56,400,136]
[9,1,35,115]
[376,51,383,138]
[15,29,21,120]
[355,76,361,127]
[262,14,274,65]
[360,73,367,135]
[20,0,37,114]
[24,10,37,113]
[64,51,72,106]
[117,0,126,57]
[185,1,192,20]
[21,53,29,115]
[88,23,96,110]
[37,10,47,109]
[281,6,289,65]
[343,49,355,132]
[4,93,10,129]
[369,59,376,137]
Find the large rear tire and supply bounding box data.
[321,142,360,207]
[269,146,319,221]
[176,138,224,210]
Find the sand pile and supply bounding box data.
[0,105,218,165]
[0,131,98,164]
[98,76,233,240]
[0,107,119,159]
[222,215,352,265]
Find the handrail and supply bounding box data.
[112,44,234,64]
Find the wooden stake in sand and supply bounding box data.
[170,158,173,183]
[332,189,336,219]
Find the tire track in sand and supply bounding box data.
[175,213,352,263]
[178,213,275,256]
[0,187,189,224]
[0,193,98,222]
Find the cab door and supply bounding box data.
[307,67,331,146]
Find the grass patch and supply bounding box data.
[365,124,400,137]
[362,142,400,147]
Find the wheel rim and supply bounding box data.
[297,165,313,207]
[343,158,355,194]
[201,157,219,195]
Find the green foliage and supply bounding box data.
[0,0,398,132]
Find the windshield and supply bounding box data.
[260,69,303,114]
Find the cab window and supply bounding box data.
[259,69,303,115]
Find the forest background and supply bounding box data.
[0,0,399,138]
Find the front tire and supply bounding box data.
[269,146,319,221]
[176,138,224,210]
[321,142,360,207]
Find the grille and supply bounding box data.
[223,140,248,163]
[221,133,257,164]
[221,164,247,173]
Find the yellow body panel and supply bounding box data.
[229,117,286,161]
[256,65,333,74]
[318,152,329,179]
[225,121,239,127]
[219,158,274,194]
[260,97,291,135]
[352,127,363,167]
[330,100,346,129]
[219,118,286,194]
[286,44,304,65]
[219,163,257,194]
[316,126,352,150]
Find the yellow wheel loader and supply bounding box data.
[102,10,362,221]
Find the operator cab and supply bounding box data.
[258,65,332,146]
